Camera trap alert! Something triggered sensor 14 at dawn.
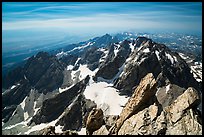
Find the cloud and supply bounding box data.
[2,2,202,35]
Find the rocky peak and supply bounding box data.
[114,37,201,95]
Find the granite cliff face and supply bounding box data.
[2,34,202,135]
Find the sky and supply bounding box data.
[2,2,202,35]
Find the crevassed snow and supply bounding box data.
[11,85,16,89]
[83,81,129,115]
[165,52,174,64]
[143,48,150,53]
[67,65,74,71]
[155,50,160,60]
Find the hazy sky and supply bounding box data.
[2,2,202,36]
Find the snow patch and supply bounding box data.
[165,52,174,64]
[74,58,81,66]
[178,53,187,60]
[166,84,170,93]
[55,125,63,133]
[59,85,74,93]
[155,50,160,60]
[56,51,67,58]
[67,65,74,71]
[99,49,108,63]
[68,42,92,53]
[33,101,40,116]
[20,97,27,110]
[173,55,178,62]
[114,44,120,57]
[83,81,129,115]
[143,48,150,53]
[77,128,86,135]
[71,64,98,81]
[129,43,135,52]
[11,85,16,89]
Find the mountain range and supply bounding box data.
[2,33,202,135]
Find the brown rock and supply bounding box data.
[110,73,157,134]
[86,108,104,135]
[166,109,202,135]
[93,125,109,135]
[118,103,163,135]
[165,87,200,123]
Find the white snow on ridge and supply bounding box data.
[20,97,27,110]
[68,42,92,53]
[67,65,74,71]
[71,64,98,81]
[155,50,160,61]
[33,101,40,116]
[114,44,120,57]
[165,52,174,64]
[143,48,150,53]
[83,81,129,115]
[99,49,108,63]
[11,85,16,89]
[190,64,202,82]
[173,55,178,62]
[178,52,188,60]
[129,43,135,52]
[56,51,67,58]
[59,85,74,93]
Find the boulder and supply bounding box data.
[86,108,104,135]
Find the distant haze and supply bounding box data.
[2,2,202,52]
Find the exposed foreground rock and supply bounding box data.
[38,126,78,135]
[92,73,202,135]
[86,108,104,135]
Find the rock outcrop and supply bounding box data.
[109,73,157,134]
[106,73,202,135]
[38,126,78,135]
[86,108,104,135]
[30,76,89,125]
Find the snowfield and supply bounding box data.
[83,81,129,115]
